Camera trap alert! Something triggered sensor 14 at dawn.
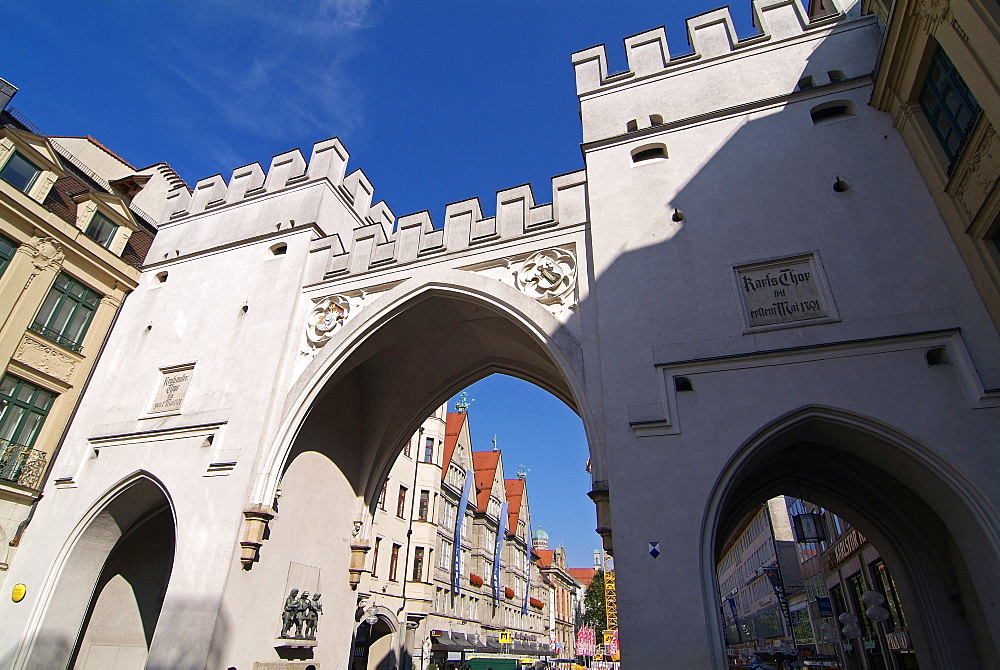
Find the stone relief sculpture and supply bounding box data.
[305,295,351,348]
[279,589,323,640]
[514,248,577,307]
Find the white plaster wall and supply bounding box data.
[577,11,1000,668]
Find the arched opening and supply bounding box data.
[354,615,397,670]
[24,475,176,670]
[244,283,599,668]
[707,410,999,670]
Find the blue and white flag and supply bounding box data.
[522,524,532,615]
[452,467,475,593]
[492,501,508,604]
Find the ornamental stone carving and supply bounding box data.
[912,0,950,34]
[14,334,79,383]
[305,295,351,348]
[514,248,577,307]
[954,122,998,221]
[18,236,65,274]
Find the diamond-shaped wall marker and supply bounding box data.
[649,542,660,558]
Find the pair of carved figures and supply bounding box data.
[280,589,323,639]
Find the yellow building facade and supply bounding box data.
[0,122,164,581]
[867,0,1000,330]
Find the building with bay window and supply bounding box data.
[0,91,177,583]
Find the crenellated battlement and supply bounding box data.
[324,170,588,277]
[158,137,393,229]
[572,0,859,96]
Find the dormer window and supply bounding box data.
[0,151,41,193]
[85,212,119,248]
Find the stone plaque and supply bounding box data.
[735,255,830,328]
[148,364,194,414]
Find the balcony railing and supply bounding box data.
[0,440,47,490]
[28,322,83,353]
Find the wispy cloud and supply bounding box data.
[153,0,381,145]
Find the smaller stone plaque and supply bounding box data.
[735,254,832,329]
[148,364,194,414]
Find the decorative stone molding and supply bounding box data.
[348,541,372,590]
[911,0,950,34]
[13,334,79,383]
[18,236,65,275]
[304,294,352,349]
[953,122,999,221]
[514,248,577,307]
[240,504,276,568]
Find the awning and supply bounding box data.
[430,632,475,652]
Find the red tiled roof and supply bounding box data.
[568,568,597,587]
[504,478,525,536]
[535,549,555,569]
[440,412,467,480]
[472,450,501,513]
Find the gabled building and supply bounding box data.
[354,407,552,670]
[532,529,581,660]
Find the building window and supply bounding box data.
[412,546,425,582]
[396,485,408,518]
[439,538,452,569]
[389,543,401,581]
[85,212,118,248]
[0,151,41,193]
[371,537,382,577]
[423,436,434,463]
[0,375,55,450]
[0,233,16,277]
[418,490,430,521]
[920,45,980,162]
[402,437,411,458]
[30,274,101,352]
[378,480,387,511]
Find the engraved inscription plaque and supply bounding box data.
[148,364,195,414]
[735,255,833,329]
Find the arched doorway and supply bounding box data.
[706,408,1000,670]
[354,613,398,670]
[234,279,600,666]
[22,475,176,670]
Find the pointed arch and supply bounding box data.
[251,269,598,510]
[701,405,1000,669]
[14,471,176,670]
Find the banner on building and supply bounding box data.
[762,565,793,636]
[576,626,596,657]
[493,501,507,604]
[452,467,474,593]
[522,523,532,615]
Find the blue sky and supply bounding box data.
[5,0,762,569]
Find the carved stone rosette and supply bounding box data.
[305,295,351,348]
[514,248,577,307]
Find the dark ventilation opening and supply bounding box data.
[649,114,664,125]
[626,119,638,132]
[926,347,950,366]
[155,271,168,284]
[675,376,694,392]
[798,76,815,91]
[811,100,857,125]
[271,243,288,255]
[631,145,668,163]
[828,69,846,83]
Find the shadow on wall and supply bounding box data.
[586,22,1000,670]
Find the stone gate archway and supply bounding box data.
[703,407,1000,670]
[15,473,175,670]
[228,274,600,666]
